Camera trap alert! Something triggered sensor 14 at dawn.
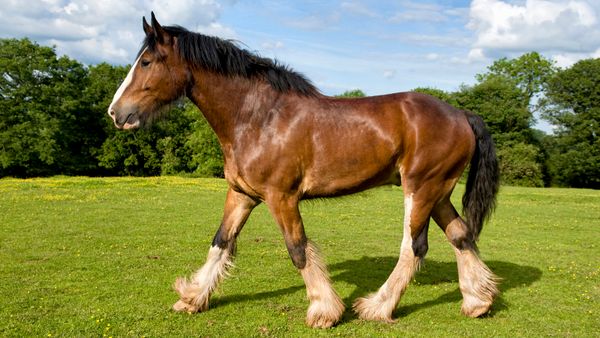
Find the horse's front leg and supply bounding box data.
[266,193,345,328]
[173,188,259,313]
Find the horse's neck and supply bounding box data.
[187,70,252,145]
[187,69,295,145]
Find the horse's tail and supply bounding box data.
[462,112,500,243]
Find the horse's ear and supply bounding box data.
[143,16,152,36]
[150,11,170,44]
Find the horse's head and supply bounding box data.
[108,13,188,129]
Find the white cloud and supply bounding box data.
[197,22,237,39]
[468,0,600,59]
[341,1,378,18]
[0,0,236,64]
[399,33,471,48]
[383,69,397,79]
[285,12,341,31]
[389,1,467,23]
[261,40,284,50]
[389,8,447,23]
[149,0,221,25]
[467,48,486,62]
[425,53,439,61]
[552,47,600,68]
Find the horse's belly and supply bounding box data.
[301,157,401,198]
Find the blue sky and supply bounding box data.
[1,0,599,99]
[218,1,478,94]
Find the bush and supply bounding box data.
[497,142,544,187]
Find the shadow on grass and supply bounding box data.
[329,256,542,319]
[212,256,541,322]
[212,284,305,307]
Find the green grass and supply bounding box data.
[1,177,598,337]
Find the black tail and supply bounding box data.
[462,112,500,243]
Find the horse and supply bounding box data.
[108,12,500,328]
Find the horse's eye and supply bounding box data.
[141,60,151,68]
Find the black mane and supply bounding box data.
[140,25,319,96]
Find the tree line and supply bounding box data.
[1,38,598,188]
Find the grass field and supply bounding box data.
[0,177,598,337]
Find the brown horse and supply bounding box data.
[108,13,500,328]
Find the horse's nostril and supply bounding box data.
[109,109,116,116]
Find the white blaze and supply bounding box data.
[107,48,146,116]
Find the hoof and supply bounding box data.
[172,299,200,313]
[459,275,498,318]
[305,299,345,328]
[461,299,493,318]
[306,314,338,329]
[172,277,209,313]
[352,295,395,323]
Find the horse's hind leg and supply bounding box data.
[173,188,259,313]
[432,198,499,317]
[266,193,344,328]
[353,186,434,322]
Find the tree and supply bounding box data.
[0,38,92,176]
[496,141,544,187]
[477,52,557,108]
[471,53,561,187]
[335,89,366,98]
[183,104,224,177]
[542,58,600,188]
[453,74,545,186]
[454,75,532,146]
[98,102,190,176]
[96,99,224,177]
[412,87,456,106]
[83,63,129,140]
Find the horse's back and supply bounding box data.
[297,92,473,197]
[341,91,473,171]
[320,91,474,155]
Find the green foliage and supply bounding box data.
[97,127,162,176]
[477,51,557,105]
[1,177,599,336]
[183,111,224,177]
[94,92,225,177]
[542,58,600,188]
[0,38,98,176]
[453,75,532,147]
[421,78,544,186]
[335,89,366,98]
[0,38,224,178]
[96,100,224,177]
[496,141,544,187]
[452,55,558,186]
[83,63,129,132]
[546,141,600,189]
[413,87,457,105]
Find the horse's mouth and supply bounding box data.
[116,113,141,130]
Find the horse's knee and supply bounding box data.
[449,234,474,251]
[445,218,475,251]
[286,239,308,269]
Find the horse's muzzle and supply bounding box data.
[109,106,140,130]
